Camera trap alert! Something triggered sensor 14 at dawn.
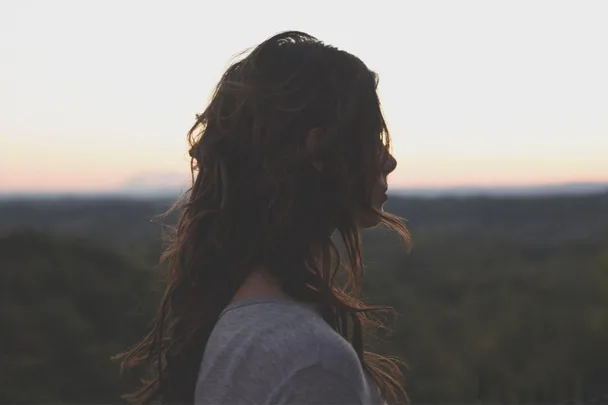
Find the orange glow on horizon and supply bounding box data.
[2,1,607,193]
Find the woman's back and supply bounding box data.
[195,298,383,404]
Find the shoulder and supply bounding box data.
[205,300,362,376]
[197,300,377,404]
[268,362,371,405]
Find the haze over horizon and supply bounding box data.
[2,0,607,193]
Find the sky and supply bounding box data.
[1,0,607,193]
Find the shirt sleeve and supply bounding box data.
[270,363,366,405]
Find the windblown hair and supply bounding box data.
[114,31,411,404]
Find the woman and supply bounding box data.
[115,31,410,405]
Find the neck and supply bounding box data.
[230,266,291,303]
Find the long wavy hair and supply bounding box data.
[114,31,411,404]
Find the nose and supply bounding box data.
[382,152,397,175]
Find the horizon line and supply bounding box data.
[1,180,607,200]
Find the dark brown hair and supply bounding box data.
[114,31,410,404]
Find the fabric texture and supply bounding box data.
[194,297,384,404]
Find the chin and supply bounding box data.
[359,216,381,229]
[358,204,385,229]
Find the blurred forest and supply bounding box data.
[1,192,607,404]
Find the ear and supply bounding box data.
[305,128,324,172]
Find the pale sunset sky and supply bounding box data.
[1,0,607,193]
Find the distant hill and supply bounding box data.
[2,181,607,200]
[0,192,606,253]
[391,182,608,198]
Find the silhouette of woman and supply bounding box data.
[115,31,410,405]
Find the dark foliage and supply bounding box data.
[0,192,607,403]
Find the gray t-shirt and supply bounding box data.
[194,297,384,404]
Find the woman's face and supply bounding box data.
[358,150,398,228]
